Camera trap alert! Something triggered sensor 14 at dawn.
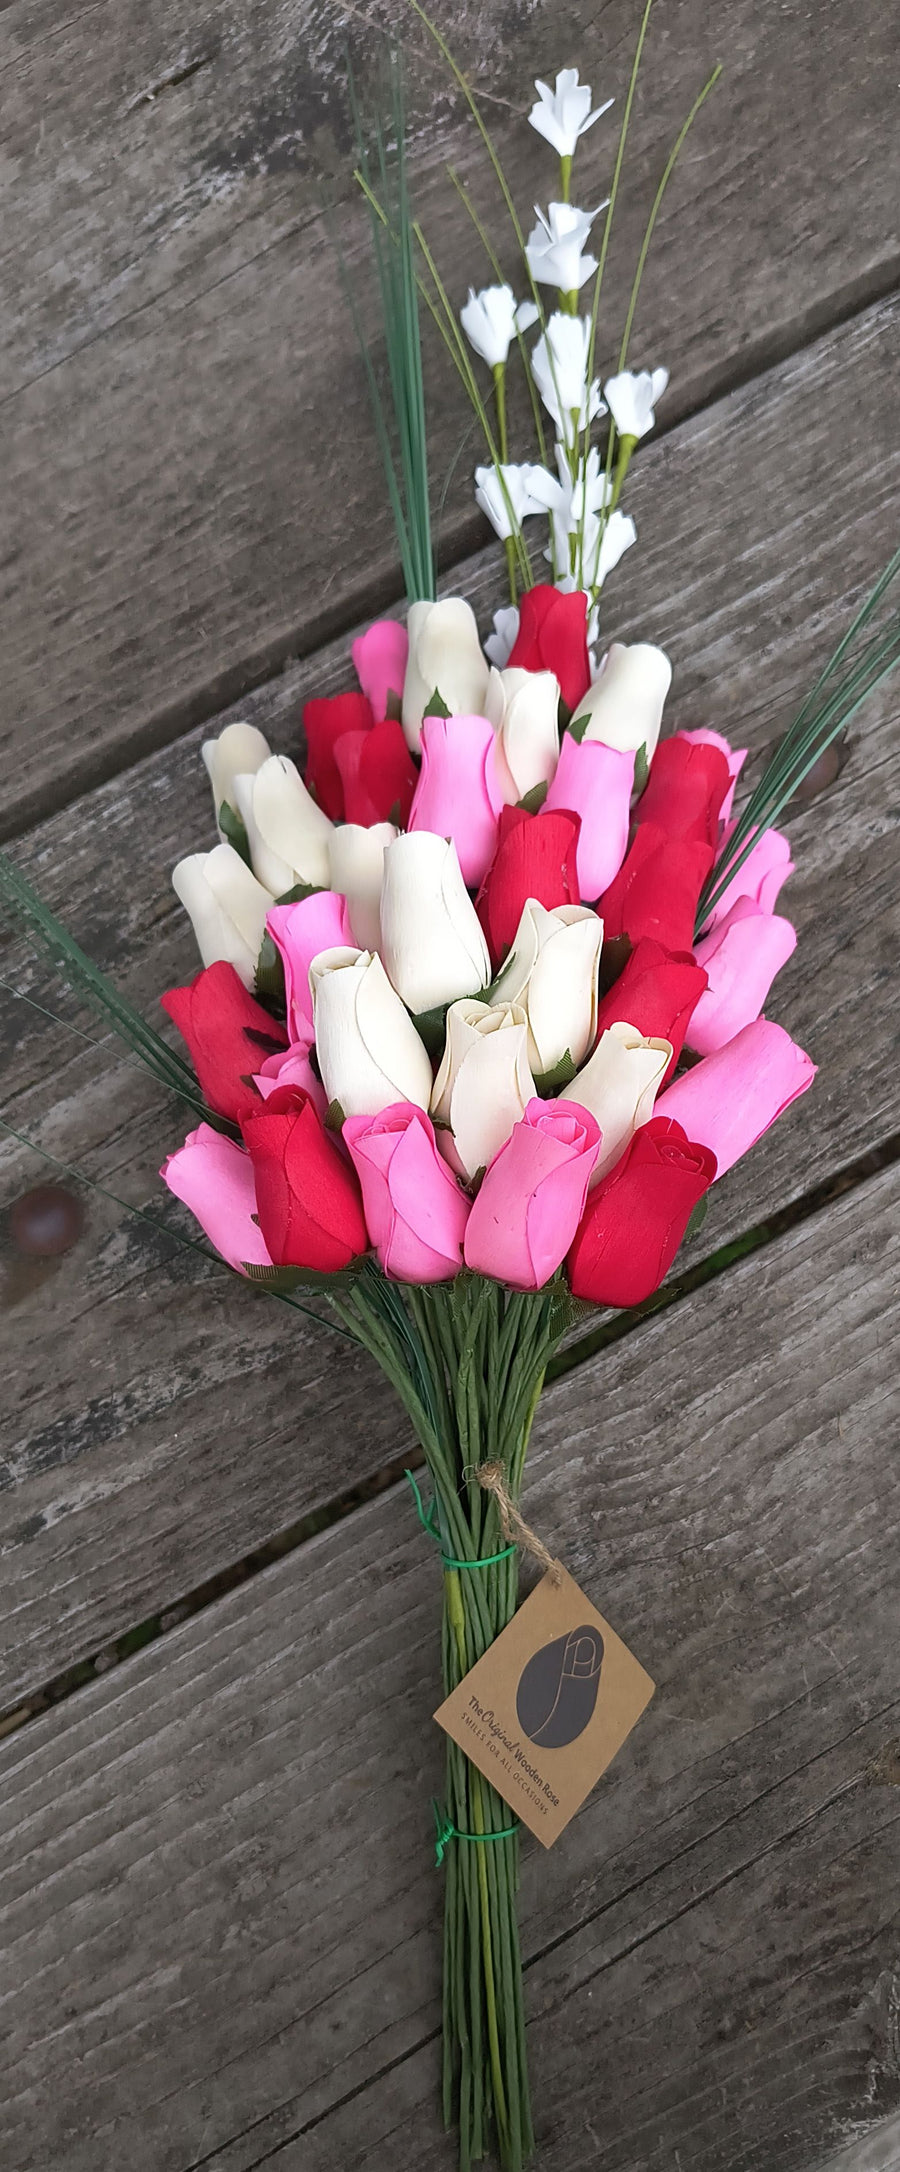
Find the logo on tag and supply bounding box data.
[516,1625,604,1747]
[435,1564,654,1846]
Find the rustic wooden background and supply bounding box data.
[1,0,899,2166]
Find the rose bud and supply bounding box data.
[544,732,635,899]
[343,1103,470,1282]
[201,721,271,831]
[598,823,714,952]
[593,939,707,1082]
[233,755,334,894]
[241,1089,368,1272]
[464,1097,600,1291]
[351,618,409,722]
[490,669,562,803]
[267,890,352,1041]
[476,806,581,969]
[431,999,536,1182]
[402,598,490,750]
[570,641,672,760]
[162,961,288,1124]
[310,947,434,1116]
[334,719,418,829]
[328,822,397,954]
[252,1036,327,1119]
[568,1116,717,1307]
[172,842,274,991]
[379,834,491,1015]
[408,714,504,887]
[507,584,591,716]
[161,1124,273,1275]
[678,727,747,822]
[569,1021,672,1182]
[705,824,794,927]
[687,898,797,1055]
[635,735,731,846]
[303,691,374,821]
[655,1017,816,1178]
[491,900,603,1077]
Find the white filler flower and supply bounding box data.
[531,313,604,445]
[474,462,546,541]
[528,70,613,160]
[603,367,669,441]
[461,285,520,368]
[525,203,602,293]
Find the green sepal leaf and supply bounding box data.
[517,780,549,815]
[384,687,403,724]
[533,1049,577,1095]
[412,1000,453,1059]
[324,1098,346,1132]
[274,880,322,907]
[425,687,451,719]
[632,741,650,796]
[218,801,253,867]
[254,932,286,1013]
[567,710,591,744]
[685,1193,710,1243]
[598,933,633,996]
[242,1256,368,1293]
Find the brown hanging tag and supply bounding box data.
[434,1560,654,1847]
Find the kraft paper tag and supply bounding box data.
[434,1563,654,1847]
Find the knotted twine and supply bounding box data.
[473,1461,562,1586]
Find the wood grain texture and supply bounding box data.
[2,0,899,834]
[2,297,898,1710]
[2,1166,899,2172]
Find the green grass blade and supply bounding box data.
[696,553,900,930]
[0,850,229,1130]
[350,51,435,602]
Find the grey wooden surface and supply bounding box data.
[2,1168,899,2172]
[2,0,899,835]
[1,1,899,2165]
[2,298,898,1712]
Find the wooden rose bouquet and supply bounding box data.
[3,14,899,2170]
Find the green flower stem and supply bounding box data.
[608,430,637,514]
[334,1272,572,2170]
[559,153,572,202]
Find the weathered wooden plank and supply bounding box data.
[1,297,898,1711]
[1,1166,898,2172]
[2,0,899,832]
[821,2119,900,2172]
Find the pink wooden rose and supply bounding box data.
[408,714,505,888]
[161,1125,272,1274]
[544,731,635,900]
[687,897,797,1055]
[351,618,409,722]
[343,1103,471,1282]
[655,1018,815,1177]
[463,1096,600,1290]
[266,890,352,1041]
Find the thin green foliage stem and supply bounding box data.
[0,852,229,1132]
[349,53,435,602]
[330,1268,573,2170]
[697,551,900,929]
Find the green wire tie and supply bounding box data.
[405,1468,517,1571]
[432,1801,519,1868]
